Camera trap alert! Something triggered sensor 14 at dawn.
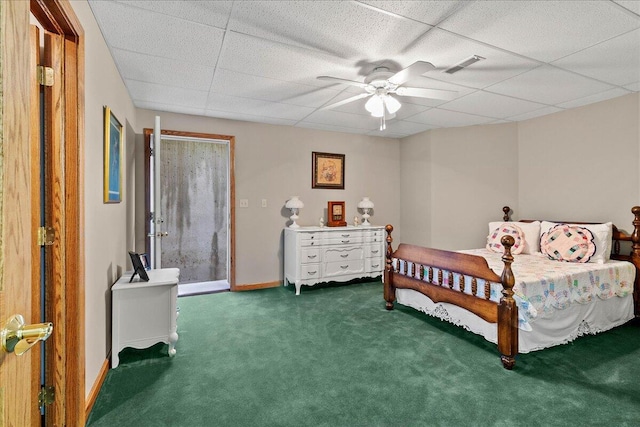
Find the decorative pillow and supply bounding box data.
[540,224,596,263]
[540,221,612,264]
[488,221,541,254]
[487,223,524,254]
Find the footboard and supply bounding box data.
[384,225,518,369]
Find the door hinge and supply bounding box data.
[38,386,55,408]
[37,226,55,246]
[37,65,54,86]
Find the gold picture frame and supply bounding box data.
[312,151,345,189]
[104,106,123,203]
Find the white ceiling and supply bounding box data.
[89,0,640,138]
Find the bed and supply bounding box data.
[383,206,640,369]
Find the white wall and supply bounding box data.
[399,93,639,249]
[134,110,402,286]
[518,93,639,230]
[70,0,138,399]
[400,123,519,250]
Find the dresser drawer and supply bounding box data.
[301,248,321,263]
[325,260,364,277]
[301,264,321,279]
[324,235,363,245]
[366,258,384,273]
[365,245,383,258]
[324,247,363,262]
[299,232,324,247]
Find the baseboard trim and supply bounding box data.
[85,357,110,419]
[232,280,281,291]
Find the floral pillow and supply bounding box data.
[487,223,524,254]
[540,224,596,263]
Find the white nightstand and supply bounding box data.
[111,268,180,368]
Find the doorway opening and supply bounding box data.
[144,129,236,295]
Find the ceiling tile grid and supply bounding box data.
[88,0,640,138]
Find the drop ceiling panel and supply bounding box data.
[211,69,341,107]
[358,1,469,26]
[378,120,438,136]
[135,100,206,117]
[406,108,495,128]
[217,31,354,86]
[113,48,214,90]
[507,106,563,122]
[127,80,209,108]
[486,65,616,105]
[439,1,640,63]
[206,93,315,121]
[552,29,640,86]
[115,0,233,29]
[301,110,381,130]
[89,1,225,67]
[556,88,632,110]
[204,110,298,127]
[395,28,542,89]
[296,122,374,135]
[228,1,431,61]
[614,1,640,15]
[443,91,547,119]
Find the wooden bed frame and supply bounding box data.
[384,206,640,369]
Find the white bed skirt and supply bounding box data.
[396,288,634,353]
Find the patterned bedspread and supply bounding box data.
[460,249,635,330]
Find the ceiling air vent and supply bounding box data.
[444,55,485,74]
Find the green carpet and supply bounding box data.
[86,281,640,426]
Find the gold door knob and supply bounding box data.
[1,314,53,355]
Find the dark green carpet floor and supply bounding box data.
[87,281,640,427]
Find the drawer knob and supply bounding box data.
[341,234,350,237]
[308,271,317,275]
[371,250,379,254]
[340,265,348,269]
[307,255,317,259]
[372,264,379,268]
[341,240,350,243]
[340,254,349,258]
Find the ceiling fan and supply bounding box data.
[317,61,458,130]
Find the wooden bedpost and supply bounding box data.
[384,224,396,310]
[497,235,518,370]
[503,206,511,222]
[631,206,640,316]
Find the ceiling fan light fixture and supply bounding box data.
[384,95,401,114]
[365,95,385,117]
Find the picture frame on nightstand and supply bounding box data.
[327,201,347,227]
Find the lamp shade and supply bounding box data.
[365,95,384,117]
[285,196,304,209]
[384,95,401,114]
[357,197,374,209]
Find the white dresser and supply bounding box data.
[111,268,180,368]
[284,226,385,295]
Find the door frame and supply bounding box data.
[143,129,236,290]
[30,0,85,425]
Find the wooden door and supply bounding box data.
[1,1,85,425]
[0,1,37,425]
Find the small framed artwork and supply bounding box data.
[327,201,347,227]
[128,251,150,282]
[104,106,123,203]
[312,151,345,189]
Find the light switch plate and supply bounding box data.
[239,199,249,208]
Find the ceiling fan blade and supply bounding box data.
[395,86,457,101]
[320,93,372,110]
[317,76,370,89]
[387,61,435,86]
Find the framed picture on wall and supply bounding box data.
[104,106,123,203]
[312,151,345,189]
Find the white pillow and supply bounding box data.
[488,221,541,254]
[540,221,612,264]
